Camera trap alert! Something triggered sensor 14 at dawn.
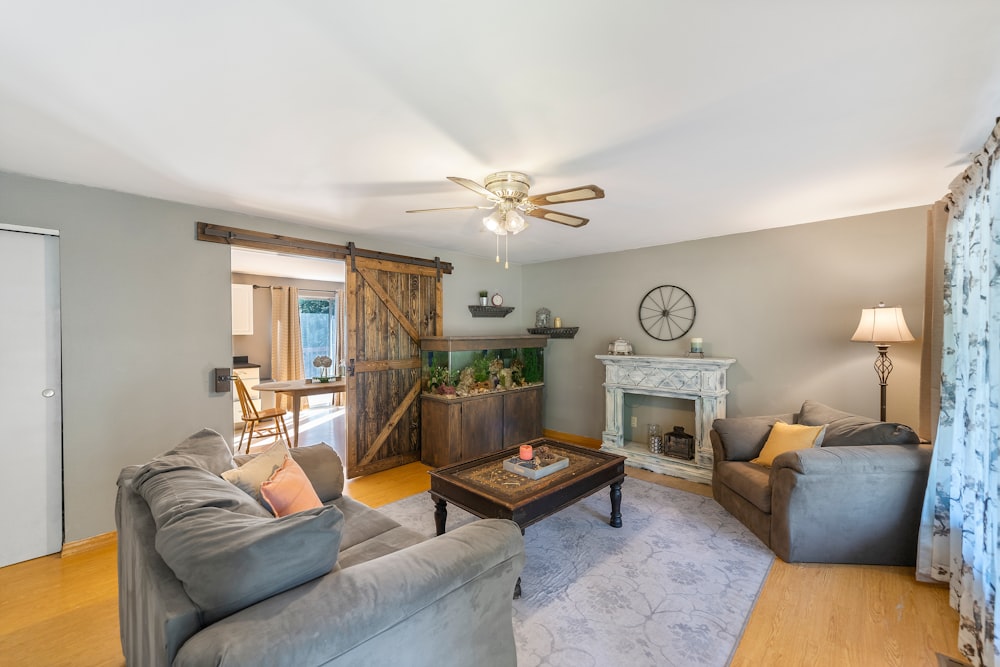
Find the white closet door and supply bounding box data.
[0,228,62,567]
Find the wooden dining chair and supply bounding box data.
[233,375,291,453]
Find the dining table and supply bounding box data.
[252,378,346,447]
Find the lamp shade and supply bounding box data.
[850,302,915,343]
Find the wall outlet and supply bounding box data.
[630,416,638,428]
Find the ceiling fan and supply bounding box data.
[406,171,605,268]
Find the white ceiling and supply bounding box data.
[2,2,999,265]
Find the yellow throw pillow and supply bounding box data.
[750,421,827,467]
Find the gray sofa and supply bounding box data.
[115,429,525,667]
[710,400,932,565]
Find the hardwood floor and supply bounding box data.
[0,410,962,666]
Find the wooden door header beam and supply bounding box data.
[197,222,453,274]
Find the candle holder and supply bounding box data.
[648,424,664,454]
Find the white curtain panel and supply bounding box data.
[270,286,305,412]
[917,119,1000,667]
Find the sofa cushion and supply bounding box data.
[799,400,920,447]
[223,440,290,509]
[712,413,798,461]
[154,501,344,624]
[261,456,323,517]
[751,422,826,467]
[132,430,270,520]
[135,428,235,478]
[133,433,345,623]
[235,443,345,503]
[333,495,411,552]
[715,461,772,513]
[135,465,273,521]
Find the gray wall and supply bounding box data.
[0,170,509,541]
[522,207,927,440]
[0,169,927,541]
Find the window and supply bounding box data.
[299,293,338,378]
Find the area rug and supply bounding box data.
[377,477,774,666]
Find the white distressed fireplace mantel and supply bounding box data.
[596,354,736,482]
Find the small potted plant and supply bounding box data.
[478,290,488,306]
[312,355,334,382]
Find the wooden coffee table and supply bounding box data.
[429,438,627,596]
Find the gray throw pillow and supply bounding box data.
[234,443,345,503]
[135,465,272,522]
[798,400,920,447]
[154,502,344,623]
[712,413,798,461]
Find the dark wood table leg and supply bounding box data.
[513,525,525,599]
[609,481,623,528]
[434,498,448,536]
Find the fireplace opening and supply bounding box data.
[624,394,696,446]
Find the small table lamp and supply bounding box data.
[850,302,914,421]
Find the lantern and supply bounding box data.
[665,426,694,460]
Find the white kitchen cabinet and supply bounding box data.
[232,284,254,335]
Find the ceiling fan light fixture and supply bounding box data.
[483,210,503,233]
[505,209,526,234]
[408,170,603,268]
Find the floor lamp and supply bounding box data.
[850,302,914,421]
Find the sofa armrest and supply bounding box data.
[174,519,526,667]
[769,444,932,564]
[772,443,932,476]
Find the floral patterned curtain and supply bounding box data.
[917,118,1000,666]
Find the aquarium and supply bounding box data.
[420,335,546,398]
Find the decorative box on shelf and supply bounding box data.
[469,305,515,318]
[527,326,578,339]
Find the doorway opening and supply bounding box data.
[230,247,347,456]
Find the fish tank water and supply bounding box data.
[420,335,547,398]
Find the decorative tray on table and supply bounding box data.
[503,449,570,480]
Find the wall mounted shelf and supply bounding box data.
[527,326,578,339]
[468,305,515,318]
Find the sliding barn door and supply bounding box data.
[345,256,442,477]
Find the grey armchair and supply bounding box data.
[710,400,932,564]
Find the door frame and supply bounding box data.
[198,222,454,469]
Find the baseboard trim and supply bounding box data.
[61,531,116,557]
[543,429,602,449]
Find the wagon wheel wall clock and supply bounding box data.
[638,285,696,341]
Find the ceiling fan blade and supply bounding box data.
[406,205,494,213]
[526,207,589,228]
[447,176,500,201]
[528,185,605,206]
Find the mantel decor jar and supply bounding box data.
[648,424,664,454]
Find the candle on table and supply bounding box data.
[553,317,562,328]
[519,444,534,460]
[690,337,703,353]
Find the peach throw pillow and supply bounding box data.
[750,421,827,467]
[260,456,323,517]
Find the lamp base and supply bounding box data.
[874,344,892,422]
